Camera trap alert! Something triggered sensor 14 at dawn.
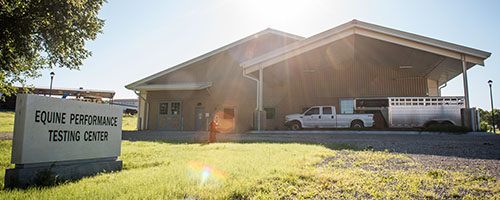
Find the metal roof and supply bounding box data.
[241,20,491,74]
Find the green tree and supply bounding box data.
[478,108,500,129]
[0,0,107,97]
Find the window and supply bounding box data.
[159,103,168,115]
[340,99,354,114]
[264,108,275,119]
[355,99,388,108]
[170,102,181,115]
[305,107,319,116]
[224,108,234,119]
[322,107,332,115]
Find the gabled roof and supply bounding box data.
[125,28,304,90]
[241,20,491,74]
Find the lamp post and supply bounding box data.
[49,72,55,97]
[488,80,495,133]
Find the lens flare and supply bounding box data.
[213,111,235,133]
[187,161,227,186]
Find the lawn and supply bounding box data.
[0,112,137,132]
[0,112,14,133]
[122,114,137,131]
[0,140,498,199]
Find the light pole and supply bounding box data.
[49,72,55,97]
[488,80,495,133]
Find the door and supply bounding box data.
[158,101,182,131]
[194,107,205,131]
[303,107,320,128]
[319,106,336,128]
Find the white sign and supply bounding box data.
[11,94,122,164]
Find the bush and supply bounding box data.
[480,121,489,132]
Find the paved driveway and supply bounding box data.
[122,131,500,160]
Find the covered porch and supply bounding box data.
[241,20,491,131]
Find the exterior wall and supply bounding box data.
[146,90,256,132]
[262,36,431,130]
[137,91,148,130]
[427,79,439,96]
[139,33,451,131]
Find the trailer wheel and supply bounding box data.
[424,121,438,128]
[351,120,364,128]
[289,121,302,130]
[441,121,454,126]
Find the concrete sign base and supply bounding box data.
[4,158,122,189]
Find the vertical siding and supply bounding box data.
[264,35,428,130]
[144,32,299,131]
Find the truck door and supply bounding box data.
[303,107,320,128]
[320,107,336,128]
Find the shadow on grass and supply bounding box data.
[139,139,364,152]
[123,133,500,160]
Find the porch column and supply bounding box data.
[461,54,470,109]
[256,67,266,131]
[259,68,264,111]
[461,54,479,131]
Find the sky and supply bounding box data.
[26,0,500,109]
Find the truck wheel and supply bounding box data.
[289,121,302,130]
[351,121,364,128]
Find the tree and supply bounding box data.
[478,108,500,128]
[0,0,107,97]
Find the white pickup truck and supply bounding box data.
[284,106,375,130]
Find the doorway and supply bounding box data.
[158,101,182,131]
[194,107,205,131]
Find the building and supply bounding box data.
[125,20,491,132]
[1,87,115,110]
[112,99,139,114]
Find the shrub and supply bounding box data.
[480,121,488,132]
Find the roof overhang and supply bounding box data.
[241,20,491,76]
[129,82,212,91]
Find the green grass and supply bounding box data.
[0,112,14,133]
[0,112,137,132]
[0,140,498,199]
[122,114,137,131]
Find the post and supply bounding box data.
[489,80,495,133]
[258,68,264,131]
[259,68,263,111]
[461,55,470,109]
[49,72,55,97]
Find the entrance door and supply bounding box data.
[158,101,182,131]
[194,107,205,131]
[303,107,320,128]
